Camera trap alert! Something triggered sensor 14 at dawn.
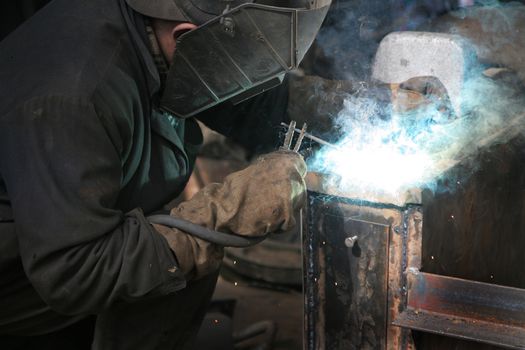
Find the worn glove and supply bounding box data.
[153,150,307,280]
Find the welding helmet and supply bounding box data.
[125,0,332,118]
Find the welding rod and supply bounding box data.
[280,122,339,150]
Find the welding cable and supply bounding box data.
[147,214,267,247]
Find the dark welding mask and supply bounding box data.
[126,0,332,118]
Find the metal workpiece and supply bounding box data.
[413,132,525,349]
[372,31,476,117]
[305,175,525,349]
[303,173,422,350]
[305,172,423,208]
[394,271,525,349]
[304,165,525,348]
[387,206,422,350]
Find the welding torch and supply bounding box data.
[280,122,339,150]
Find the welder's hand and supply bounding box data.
[153,150,307,280]
[176,150,307,236]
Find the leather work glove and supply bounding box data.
[153,151,307,280]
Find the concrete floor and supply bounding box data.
[213,272,303,350]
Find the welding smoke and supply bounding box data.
[307,1,525,198]
[308,68,525,197]
[428,1,525,82]
[311,0,456,81]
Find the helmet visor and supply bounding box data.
[161,0,332,118]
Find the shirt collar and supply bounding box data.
[144,18,170,90]
[120,0,161,97]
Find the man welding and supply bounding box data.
[0,0,330,348]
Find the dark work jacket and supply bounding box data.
[0,0,288,336]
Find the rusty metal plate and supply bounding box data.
[394,271,525,349]
[304,192,396,350]
[419,135,525,349]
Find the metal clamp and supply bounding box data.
[281,120,308,152]
[280,122,339,150]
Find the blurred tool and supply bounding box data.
[281,120,308,151]
[280,122,339,150]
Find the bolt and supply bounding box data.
[221,17,235,36]
[345,235,358,248]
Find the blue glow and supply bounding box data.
[308,72,524,197]
[310,96,443,195]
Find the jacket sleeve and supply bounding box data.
[0,95,185,316]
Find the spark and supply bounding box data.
[321,134,432,194]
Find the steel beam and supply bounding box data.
[394,271,525,349]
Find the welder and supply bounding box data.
[0,0,330,348]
